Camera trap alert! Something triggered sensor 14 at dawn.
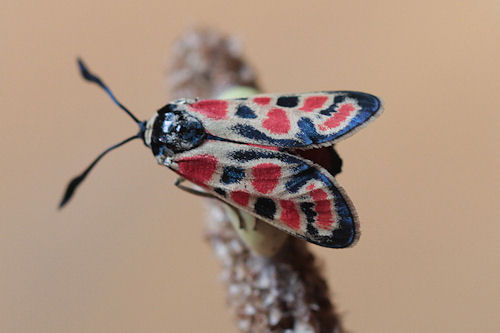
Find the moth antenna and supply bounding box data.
[77,58,141,124]
[59,135,139,209]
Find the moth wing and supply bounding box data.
[184,91,382,148]
[169,140,358,248]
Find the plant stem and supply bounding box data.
[167,28,346,333]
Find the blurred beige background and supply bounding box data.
[1,0,499,332]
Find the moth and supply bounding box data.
[60,59,382,248]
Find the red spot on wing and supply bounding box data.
[262,108,290,134]
[299,96,328,112]
[253,97,271,105]
[231,191,250,206]
[310,188,334,229]
[280,200,300,230]
[252,163,281,194]
[177,154,217,186]
[190,100,228,119]
[321,103,355,129]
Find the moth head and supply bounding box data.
[147,105,206,161]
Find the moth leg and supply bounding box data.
[222,204,246,229]
[233,208,245,229]
[174,177,214,198]
[174,177,246,229]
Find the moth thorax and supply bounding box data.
[144,114,157,147]
[150,106,206,158]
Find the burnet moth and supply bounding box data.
[60,59,382,248]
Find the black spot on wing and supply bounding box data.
[254,197,276,220]
[276,96,299,108]
[319,94,347,116]
[231,124,303,147]
[221,166,245,184]
[214,188,226,197]
[235,105,257,119]
[229,149,302,164]
[301,202,316,224]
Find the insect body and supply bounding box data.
[60,59,383,248]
